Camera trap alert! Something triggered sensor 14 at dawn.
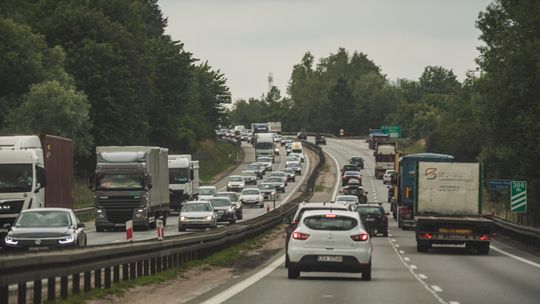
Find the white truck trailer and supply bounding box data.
[168,155,199,212]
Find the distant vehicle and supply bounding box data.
[341,164,359,173]
[296,131,307,140]
[286,154,301,164]
[264,176,286,193]
[227,175,245,192]
[284,202,350,267]
[368,129,389,150]
[287,210,373,280]
[208,197,237,224]
[281,168,297,182]
[341,185,368,204]
[269,171,288,186]
[246,163,264,179]
[349,156,364,169]
[254,133,275,160]
[357,204,389,237]
[256,156,273,171]
[268,121,282,134]
[315,134,326,145]
[286,162,302,175]
[168,154,199,213]
[383,169,395,184]
[241,170,258,185]
[178,201,217,231]
[290,142,305,162]
[239,188,264,208]
[286,143,293,155]
[4,208,86,250]
[258,182,278,200]
[374,142,397,179]
[335,195,359,207]
[198,186,217,201]
[342,171,362,186]
[215,192,243,219]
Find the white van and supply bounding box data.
[290,142,305,162]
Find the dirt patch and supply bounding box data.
[310,151,337,202]
[89,226,286,304]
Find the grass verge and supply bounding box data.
[46,225,280,304]
[315,184,326,192]
[74,178,94,209]
[194,139,239,183]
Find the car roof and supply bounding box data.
[184,200,211,204]
[301,209,359,218]
[216,191,238,195]
[298,202,349,209]
[336,195,358,199]
[200,186,216,189]
[21,208,72,213]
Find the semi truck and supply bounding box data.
[93,146,169,231]
[0,135,74,244]
[396,153,454,229]
[254,133,275,161]
[168,155,199,212]
[374,142,397,179]
[415,162,494,254]
[268,121,282,134]
[368,129,389,150]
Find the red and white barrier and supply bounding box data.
[126,220,133,241]
[156,219,164,240]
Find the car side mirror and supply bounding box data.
[77,222,86,228]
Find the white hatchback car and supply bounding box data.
[335,195,359,209]
[383,169,395,184]
[287,210,373,280]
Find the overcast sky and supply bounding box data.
[159,0,493,102]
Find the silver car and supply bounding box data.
[256,156,273,171]
[178,201,217,231]
[240,188,264,208]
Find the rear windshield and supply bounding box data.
[358,207,382,215]
[295,207,347,221]
[303,215,358,231]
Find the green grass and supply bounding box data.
[74,178,94,209]
[46,226,278,304]
[194,139,239,183]
[398,138,427,154]
[315,184,326,192]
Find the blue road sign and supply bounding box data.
[489,179,511,191]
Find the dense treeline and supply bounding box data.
[0,0,230,172]
[229,0,539,222]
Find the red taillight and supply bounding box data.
[479,235,492,241]
[325,214,337,218]
[292,231,310,240]
[419,233,433,239]
[351,233,369,241]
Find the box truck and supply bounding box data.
[168,155,199,212]
[93,146,169,231]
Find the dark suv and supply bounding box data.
[357,204,388,237]
[341,164,359,173]
[350,156,364,169]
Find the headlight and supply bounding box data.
[96,209,105,218]
[5,236,18,245]
[205,215,213,220]
[180,216,186,221]
[59,235,75,244]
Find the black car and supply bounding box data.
[341,185,368,204]
[4,208,87,250]
[350,156,364,169]
[315,134,326,145]
[357,204,389,237]
[341,163,359,174]
[297,131,307,140]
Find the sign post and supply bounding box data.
[510,181,527,213]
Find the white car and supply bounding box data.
[227,175,245,192]
[287,210,373,280]
[269,171,288,186]
[198,186,217,201]
[335,195,359,209]
[289,152,304,163]
[178,201,217,231]
[241,170,258,185]
[239,188,264,208]
[383,170,395,184]
[256,156,273,171]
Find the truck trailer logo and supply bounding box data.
[424,168,437,180]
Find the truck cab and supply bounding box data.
[168,155,199,213]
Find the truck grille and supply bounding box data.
[107,209,134,224]
[0,200,24,214]
[170,190,184,203]
[97,199,140,208]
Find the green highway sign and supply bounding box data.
[381,125,401,138]
[510,181,527,213]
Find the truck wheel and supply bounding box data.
[362,260,372,281]
[477,242,490,255]
[417,241,430,252]
[96,226,105,232]
[288,266,300,279]
[285,254,290,268]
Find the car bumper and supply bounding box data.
[289,255,370,273]
[216,212,235,221]
[289,246,371,266]
[241,200,262,206]
[178,220,214,229]
[227,186,244,192]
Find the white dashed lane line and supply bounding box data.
[418,274,428,280]
[431,286,443,293]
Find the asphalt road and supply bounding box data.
[86,142,312,246]
[192,138,540,304]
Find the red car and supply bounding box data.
[342,171,362,186]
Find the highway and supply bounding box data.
[85,142,312,246]
[192,138,540,304]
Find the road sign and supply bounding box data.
[510,181,527,213]
[381,125,401,138]
[489,179,511,191]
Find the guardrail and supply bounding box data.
[0,140,324,304]
[484,215,540,249]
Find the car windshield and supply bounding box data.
[358,207,382,215]
[242,189,260,195]
[303,215,358,231]
[210,198,231,207]
[229,176,243,181]
[242,172,256,177]
[169,168,189,184]
[267,177,281,182]
[15,211,72,227]
[216,193,238,201]
[337,197,356,202]
[260,184,274,189]
[200,188,216,195]
[287,163,300,168]
[96,172,144,190]
[182,203,212,212]
[257,157,271,162]
[0,164,33,193]
[345,171,360,176]
[271,172,285,176]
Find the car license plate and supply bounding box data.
[366,218,375,221]
[439,228,472,234]
[447,234,467,240]
[317,255,343,263]
[29,247,49,251]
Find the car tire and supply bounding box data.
[285,254,290,268]
[362,260,372,281]
[288,266,300,279]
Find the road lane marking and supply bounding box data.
[449,302,461,304]
[491,245,540,269]
[325,151,341,199]
[431,285,443,292]
[388,238,449,304]
[395,244,400,248]
[200,255,284,304]
[418,274,428,280]
[391,238,396,242]
[404,257,410,262]
[399,250,404,254]
[409,264,416,269]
